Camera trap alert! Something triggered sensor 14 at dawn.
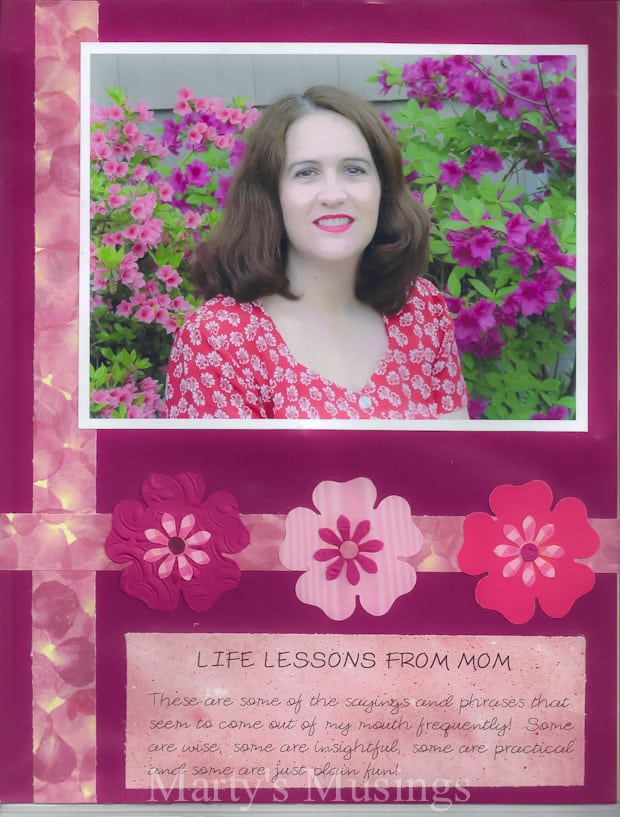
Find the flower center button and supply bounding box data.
[520,542,539,562]
[358,395,372,411]
[339,540,359,560]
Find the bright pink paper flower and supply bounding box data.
[458,480,599,624]
[279,477,422,620]
[105,472,250,611]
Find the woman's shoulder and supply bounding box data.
[178,295,266,338]
[410,276,442,302]
[385,277,454,341]
[187,294,261,324]
[396,277,448,317]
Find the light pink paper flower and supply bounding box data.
[458,480,599,623]
[279,478,422,620]
[143,512,211,580]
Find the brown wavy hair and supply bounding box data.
[192,85,430,314]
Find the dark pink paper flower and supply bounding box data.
[105,472,250,611]
[458,481,599,624]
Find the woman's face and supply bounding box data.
[279,110,381,272]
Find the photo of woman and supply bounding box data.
[86,48,580,426]
[166,86,469,421]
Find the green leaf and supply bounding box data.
[500,185,525,202]
[112,402,128,419]
[423,185,437,207]
[451,195,485,225]
[447,270,462,298]
[468,278,495,300]
[480,218,507,233]
[539,201,552,221]
[478,175,499,202]
[429,237,450,256]
[105,86,127,107]
[442,219,471,232]
[501,202,523,215]
[557,266,577,282]
[97,246,125,268]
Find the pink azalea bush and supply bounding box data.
[89,87,258,418]
[373,54,577,419]
[90,55,577,420]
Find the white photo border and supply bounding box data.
[79,42,589,432]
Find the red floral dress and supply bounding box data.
[166,278,467,420]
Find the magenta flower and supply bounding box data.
[498,291,520,327]
[504,213,532,247]
[500,94,522,119]
[531,55,571,74]
[547,77,576,113]
[453,299,497,348]
[279,478,422,620]
[105,472,250,611]
[447,227,497,268]
[438,160,463,188]
[469,228,498,262]
[463,144,503,181]
[215,176,232,208]
[377,69,394,95]
[503,247,533,276]
[511,269,561,317]
[458,481,599,624]
[467,326,505,359]
[459,74,498,111]
[185,159,211,187]
[449,237,477,268]
[467,398,489,419]
[531,405,570,420]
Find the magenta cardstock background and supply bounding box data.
[0,0,617,808]
[94,571,618,804]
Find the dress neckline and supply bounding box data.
[252,298,393,396]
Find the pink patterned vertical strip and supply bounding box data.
[33,1,100,803]
[34,0,98,515]
[32,570,96,803]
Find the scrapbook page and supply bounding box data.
[0,0,618,812]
